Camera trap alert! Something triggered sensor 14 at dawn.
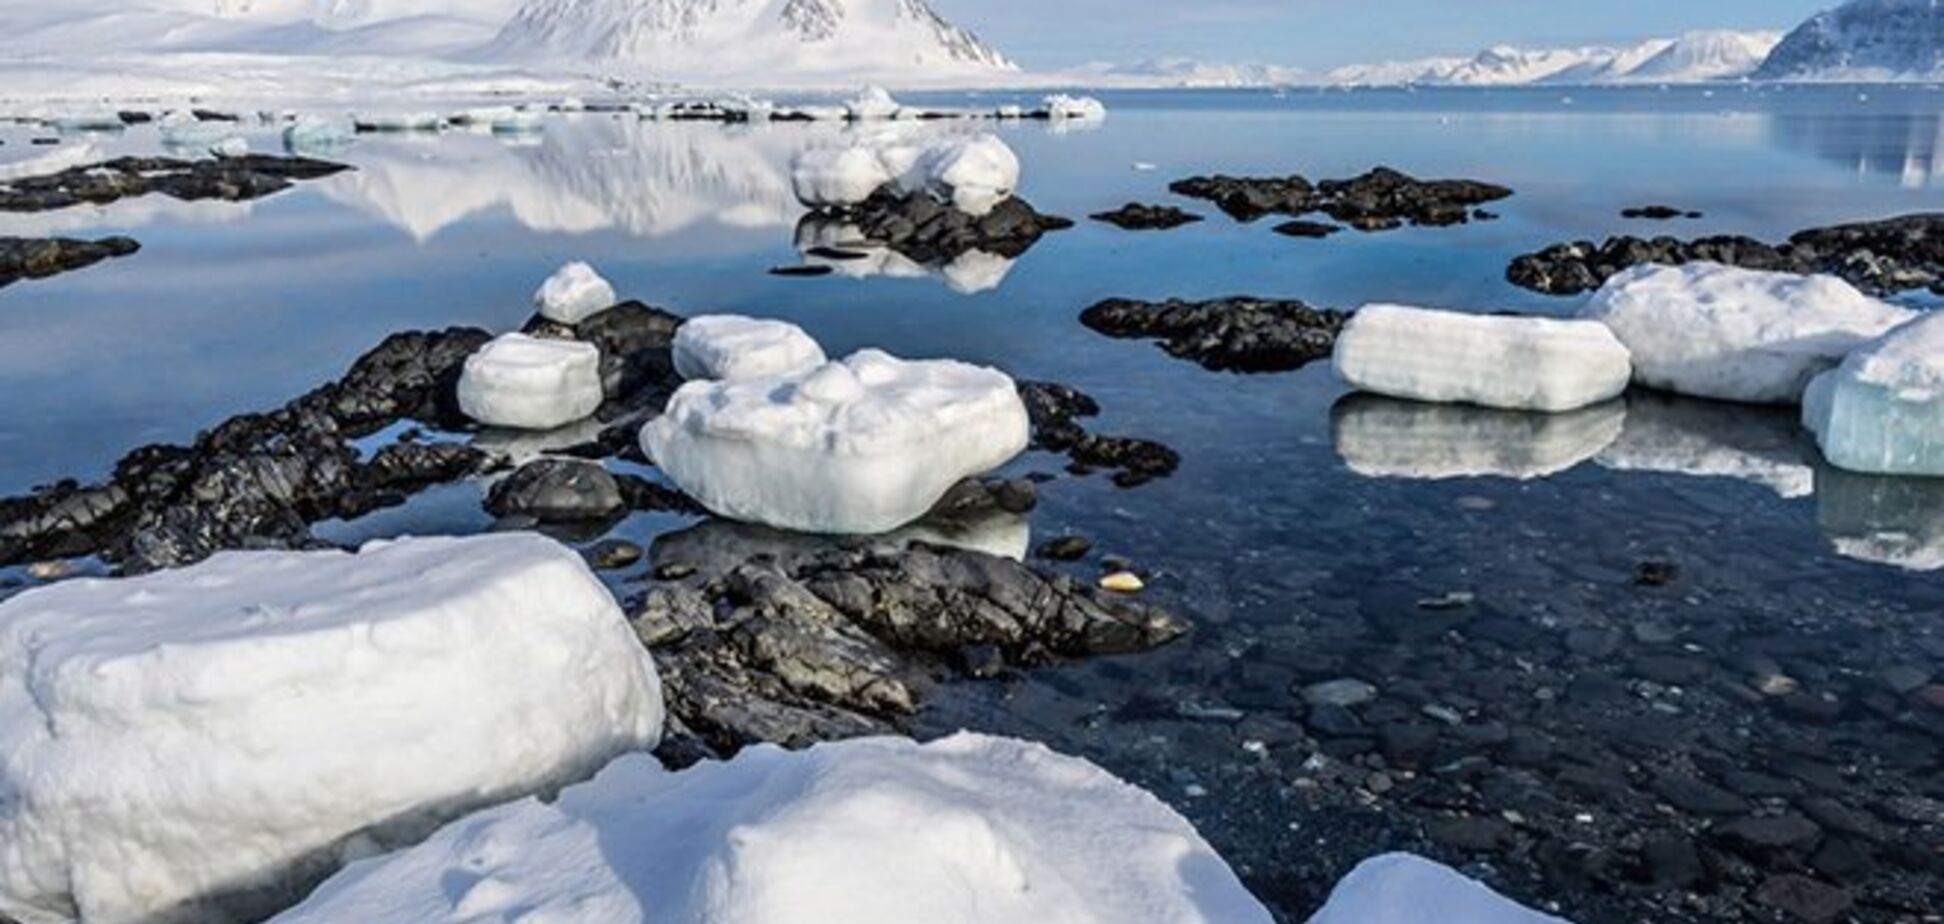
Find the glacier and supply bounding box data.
[457,333,605,430]
[1333,304,1633,413]
[1804,311,1944,476]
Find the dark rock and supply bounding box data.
[584,539,644,571]
[796,187,1071,268]
[1271,220,1341,238]
[1622,205,1702,220]
[1652,773,1752,815]
[1171,167,1511,228]
[1633,560,1679,586]
[486,460,624,522]
[1168,174,1314,222]
[1428,816,1513,853]
[1017,381,1180,487]
[0,236,140,288]
[1090,202,1203,230]
[1037,535,1094,562]
[117,111,153,125]
[0,154,350,214]
[1639,833,1705,889]
[1753,875,1852,923]
[1716,814,1823,853]
[769,265,834,277]
[1079,296,1349,373]
[1305,703,1368,738]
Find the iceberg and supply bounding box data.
[1043,93,1108,120]
[1331,394,1625,480]
[533,260,618,326]
[1596,392,1816,498]
[1816,464,1944,571]
[1309,853,1571,924]
[673,315,827,382]
[157,110,231,148]
[267,734,1272,924]
[0,534,663,924]
[1333,304,1632,412]
[1803,311,1944,476]
[641,349,1031,534]
[457,333,605,430]
[1582,263,1916,404]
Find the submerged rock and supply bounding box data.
[1169,167,1511,228]
[1090,202,1204,230]
[0,235,139,287]
[1080,296,1350,373]
[0,153,349,213]
[1017,381,1181,487]
[1622,205,1703,220]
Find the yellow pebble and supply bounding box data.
[1099,572,1145,594]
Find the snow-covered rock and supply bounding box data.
[1334,304,1632,412]
[208,135,250,158]
[1331,394,1624,480]
[673,315,827,382]
[1308,853,1570,924]
[533,260,617,325]
[0,533,663,924]
[1043,93,1107,119]
[792,133,1021,217]
[791,144,895,208]
[458,333,605,430]
[642,349,1030,534]
[282,115,354,154]
[845,85,904,119]
[1817,464,1944,571]
[919,133,1019,216]
[1597,393,1815,498]
[1581,263,1917,404]
[0,142,99,182]
[1804,311,1944,476]
[1757,0,1944,82]
[267,733,1272,924]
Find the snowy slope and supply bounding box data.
[1321,31,1781,87]
[0,0,524,56]
[1756,0,1944,81]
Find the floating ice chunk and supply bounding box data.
[267,734,1272,924]
[920,134,1020,217]
[158,110,231,148]
[994,103,1026,119]
[0,142,99,182]
[642,350,1031,534]
[1816,464,1944,571]
[846,85,904,120]
[1043,93,1109,120]
[1597,392,1814,497]
[0,534,663,924]
[1804,311,1944,476]
[1582,262,1916,404]
[48,112,123,132]
[673,315,827,382]
[458,334,604,431]
[208,135,249,158]
[1309,853,1571,924]
[791,145,895,208]
[1334,304,1632,412]
[282,115,354,155]
[1331,394,1624,480]
[533,261,617,325]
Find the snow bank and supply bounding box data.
[0,142,99,182]
[0,534,663,924]
[1332,395,1623,480]
[457,333,604,430]
[1043,93,1108,120]
[673,315,827,382]
[1309,853,1570,924]
[791,145,895,208]
[1804,311,1944,476]
[642,349,1030,534]
[1582,263,1916,404]
[1817,464,1944,572]
[269,733,1272,924]
[921,134,1019,216]
[845,85,905,120]
[533,260,617,325]
[1597,393,1815,498]
[1334,304,1632,412]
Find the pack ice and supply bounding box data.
[457,333,604,430]
[268,734,1273,924]
[1333,304,1632,412]
[673,315,827,382]
[1804,311,1944,476]
[1331,394,1624,480]
[1308,853,1571,924]
[642,349,1030,534]
[0,534,663,924]
[1582,263,1916,404]
[534,261,617,325]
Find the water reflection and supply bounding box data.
[794,217,1016,294]
[1773,111,1944,188]
[1816,465,1944,572]
[1329,394,1624,480]
[651,507,1032,572]
[1595,391,1814,498]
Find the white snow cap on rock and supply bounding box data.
[1334,304,1633,412]
[1804,310,1944,476]
[458,333,605,430]
[845,85,905,120]
[1332,396,1624,480]
[791,144,896,209]
[1044,93,1108,119]
[1309,853,1571,924]
[0,533,663,924]
[1582,262,1917,404]
[674,315,827,382]
[791,132,1022,216]
[920,134,1020,216]
[534,260,618,325]
[643,349,1030,534]
[268,733,1273,924]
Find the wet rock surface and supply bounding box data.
[1090,202,1204,230]
[1623,205,1704,220]
[1018,381,1181,488]
[1509,212,1944,296]
[796,185,1073,266]
[0,235,139,287]
[1080,296,1351,373]
[1169,167,1512,229]
[0,154,350,213]
[485,459,627,523]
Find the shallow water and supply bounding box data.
[4,86,1943,921]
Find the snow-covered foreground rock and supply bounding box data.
[1804,311,1944,476]
[1308,853,1570,924]
[673,315,826,382]
[791,132,1021,217]
[1582,263,1916,404]
[1597,393,1816,498]
[269,734,1271,924]
[1817,464,1944,571]
[534,260,616,325]
[1333,304,1632,412]
[457,332,604,430]
[643,349,1030,534]
[0,534,663,924]
[1332,394,1624,480]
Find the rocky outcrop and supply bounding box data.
[1169,167,1511,229]
[795,186,1073,266]
[1090,202,1203,230]
[1079,296,1351,373]
[0,236,139,287]
[0,154,351,213]
[1018,381,1181,488]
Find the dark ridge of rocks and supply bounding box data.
[769,264,834,277]
[1090,202,1204,230]
[1622,205,1703,220]
[1272,220,1341,239]
[0,154,351,214]
[796,186,1073,267]
[1508,213,1944,297]
[0,235,139,288]
[117,111,152,125]
[634,517,1191,758]
[1169,167,1511,229]
[1078,296,1350,374]
[1017,381,1180,488]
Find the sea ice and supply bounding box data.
[0,534,663,924]
[1333,304,1633,412]
[641,349,1031,534]
[673,315,826,382]
[457,333,604,430]
[1596,392,1815,497]
[1582,262,1916,403]
[533,261,618,325]
[1043,93,1108,120]
[918,133,1019,216]
[1816,464,1944,572]
[1804,311,1944,476]
[1308,853,1570,924]
[791,144,895,208]
[1331,394,1624,480]
[267,734,1272,924]
[845,85,905,120]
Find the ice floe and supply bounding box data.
[457,333,604,430]
[673,315,827,382]
[1332,394,1625,480]
[534,260,618,325]
[1334,304,1632,412]
[1803,311,1944,476]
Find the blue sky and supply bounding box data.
[929,0,1835,69]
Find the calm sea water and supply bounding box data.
[4,86,1943,920]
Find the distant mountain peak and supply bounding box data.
[1756,0,1944,80]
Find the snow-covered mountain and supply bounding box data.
[1322,31,1782,87]
[1755,0,1944,81]
[0,0,524,56]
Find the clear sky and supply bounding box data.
[928,0,1837,70]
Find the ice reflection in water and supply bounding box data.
[1329,394,1624,481]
